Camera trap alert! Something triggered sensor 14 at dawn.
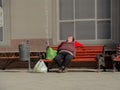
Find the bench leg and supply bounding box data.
[113,61,116,72]
[2,60,15,70]
[96,55,102,72]
[44,62,49,72]
[44,62,56,72]
[98,61,100,72]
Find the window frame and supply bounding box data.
[56,0,113,45]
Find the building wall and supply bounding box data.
[51,0,58,45]
[10,0,52,40]
[6,0,120,45]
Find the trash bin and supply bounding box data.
[19,41,31,71]
[19,44,30,61]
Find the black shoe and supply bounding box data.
[103,68,106,72]
[101,65,106,72]
[61,66,68,73]
[115,63,120,71]
[58,68,62,73]
[62,68,68,73]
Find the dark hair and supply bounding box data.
[72,37,75,41]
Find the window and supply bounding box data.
[58,0,111,42]
[0,0,11,46]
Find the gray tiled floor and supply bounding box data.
[0,69,120,90]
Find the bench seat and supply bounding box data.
[114,57,120,61]
[43,58,97,63]
[112,45,120,71]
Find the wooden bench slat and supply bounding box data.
[113,45,120,62]
[114,58,120,61]
[43,58,97,62]
[0,56,39,60]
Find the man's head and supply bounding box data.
[67,36,74,42]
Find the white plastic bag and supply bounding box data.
[33,60,47,73]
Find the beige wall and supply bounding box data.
[2,0,120,46]
[51,0,58,45]
[10,0,53,39]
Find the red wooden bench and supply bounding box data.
[112,44,120,72]
[0,52,40,70]
[42,46,103,71]
[0,39,47,70]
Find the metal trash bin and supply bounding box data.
[19,41,31,71]
[19,44,30,61]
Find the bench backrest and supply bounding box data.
[0,39,49,52]
[103,43,118,55]
[117,44,120,56]
[52,46,103,59]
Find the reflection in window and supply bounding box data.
[75,0,95,19]
[60,22,74,40]
[59,0,73,20]
[97,21,111,39]
[97,0,111,18]
[76,21,95,40]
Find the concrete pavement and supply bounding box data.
[0,69,120,90]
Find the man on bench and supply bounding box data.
[54,36,83,73]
